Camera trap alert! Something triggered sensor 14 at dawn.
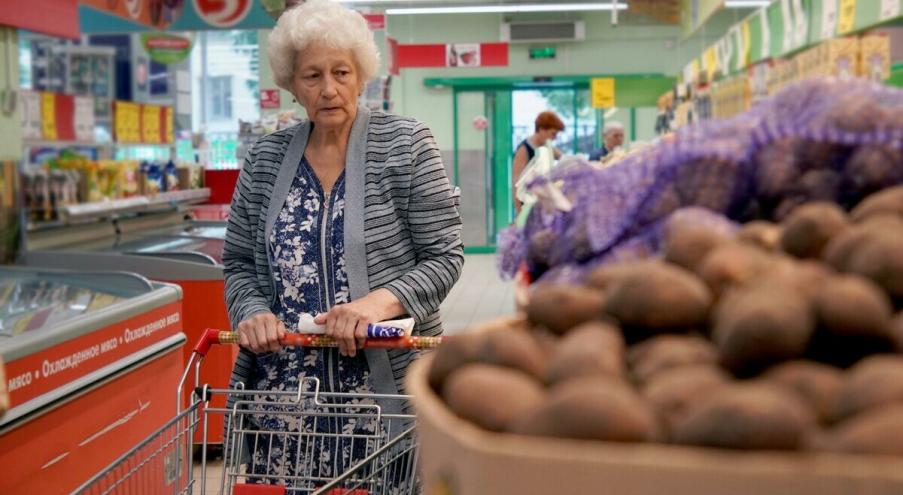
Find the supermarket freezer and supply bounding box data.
[22,211,235,445]
[0,266,185,494]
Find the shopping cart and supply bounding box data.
[72,329,444,495]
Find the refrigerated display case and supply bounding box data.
[22,210,234,445]
[0,266,185,494]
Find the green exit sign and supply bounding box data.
[529,46,556,60]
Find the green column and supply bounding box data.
[491,90,513,242]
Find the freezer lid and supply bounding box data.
[0,267,182,362]
[23,250,224,281]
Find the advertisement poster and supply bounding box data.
[260,89,281,109]
[447,43,481,68]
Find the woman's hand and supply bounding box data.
[315,289,404,357]
[237,312,287,354]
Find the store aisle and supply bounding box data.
[440,254,515,334]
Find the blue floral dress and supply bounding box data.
[247,157,378,487]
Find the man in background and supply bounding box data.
[589,121,625,161]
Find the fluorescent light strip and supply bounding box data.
[724,0,771,7]
[386,3,628,15]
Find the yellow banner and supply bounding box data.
[41,93,57,141]
[742,21,751,68]
[114,101,141,143]
[142,105,161,144]
[590,78,615,108]
[164,107,174,144]
[837,0,857,34]
[703,46,718,78]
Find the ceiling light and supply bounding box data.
[724,0,771,7]
[385,3,629,15]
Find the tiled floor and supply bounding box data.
[190,254,512,493]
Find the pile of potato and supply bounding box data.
[430,185,903,455]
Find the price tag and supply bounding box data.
[760,9,771,58]
[880,0,900,20]
[837,0,857,34]
[781,0,795,52]
[142,105,161,144]
[41,92,57,141]
[21,91,42,140]
[74,96,95,143]
[821,0,838,40]
[590,78,615,108]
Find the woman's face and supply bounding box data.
[536,127,560,146]
[292,43,363,130]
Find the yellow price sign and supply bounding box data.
[837,0,857,34]
[142,105,162,144]
[591,78,615,109]
[164,107,174,144]
[703,46,718,78]
[41,92,57,141]
[115,101,142,143]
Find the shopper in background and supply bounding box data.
[222,0,463,484]
[513,111,565,213]
[589,121,626,161]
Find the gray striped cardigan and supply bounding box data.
[223,106,464,408]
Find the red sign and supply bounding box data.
[388,37,400,76]
[0,0,79,39]
[260,88,281,109]
[363,13,385,30]
[193,0,253,28]
[394,42,508,71]
[4,301,182,409]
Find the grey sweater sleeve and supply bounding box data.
[222,144,272,327]
[384,122,465,324]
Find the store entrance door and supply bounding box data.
[454,90,513,251]
[512,87,599,157]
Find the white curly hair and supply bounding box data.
[267,0,380,91]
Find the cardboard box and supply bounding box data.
[860,33,891,82]
[820,37,860,79]
[408,322,903,495]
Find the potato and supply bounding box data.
[512,376,659,442]
[642,365,731,436]
[713,287,816,376]
[844,146,903,200]
[748,259,830,303]
[779,202,849,259]
[584,262,644,293]
[475,326,549,381]
[527,284,606,335]
[604,262,712,334]
[846,230,903,302]
[664,223,731,272]
[816,274,894,335]
[819,404,903,456]
[893,312,903,353]
[850,185,903,222]
[762,360,843,424]
[628,334,718,384]
[428,329,485,391]
[753,139,799,200]
[822,215,903,271]
[697,242,774,296]
[672,382,816,450]
[736,221,782,251]
[833,355,903,423]
[545,321,625,385]
[442,364,545,432]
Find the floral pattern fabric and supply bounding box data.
[247,157,378,488]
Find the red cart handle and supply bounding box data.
[193,328,444,356]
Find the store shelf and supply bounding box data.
[27,188,212,229]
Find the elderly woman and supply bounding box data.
[223,0,463,485]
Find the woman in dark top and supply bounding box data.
[512,111,565,213]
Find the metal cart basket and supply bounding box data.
[73,330,442,495]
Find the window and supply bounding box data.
[208,75,232,121]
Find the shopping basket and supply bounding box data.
[72,329,444,495]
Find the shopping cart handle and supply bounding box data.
[193,328,444,356]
